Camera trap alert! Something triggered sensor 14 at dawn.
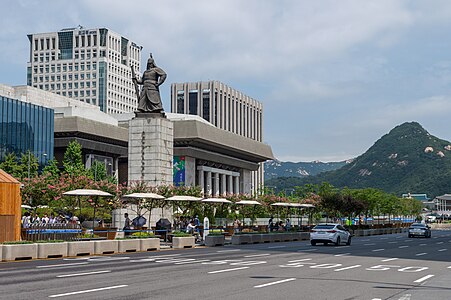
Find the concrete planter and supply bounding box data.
[2,244,37,261]
[283,233,292,241]
[118,239,139,253]
[261,234,272,243]
[94,240,118,255]
[271,234,282,242]
[205,235,225,247]
[37,242,68,259]
[67,241,94,257]
[251,234,262,244]
[231,234,252,245]
[172,236,195,249]
[298,232,310,240]
[139,238,160,251]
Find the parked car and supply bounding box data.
[310,223,352,246]
[408,223,431,238]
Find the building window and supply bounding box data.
[189,90,198,115]
[177,91,184,113]
[202,89,210,122]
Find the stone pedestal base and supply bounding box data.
[128,112,173,186]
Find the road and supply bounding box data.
[1,230,450,300]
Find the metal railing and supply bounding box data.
[21,223,82,242]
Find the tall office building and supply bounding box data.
[27,26,142,114]
[170,81,265,194]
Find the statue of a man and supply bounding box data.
[133,54,167,113]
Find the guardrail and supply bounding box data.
[21,224,82,242]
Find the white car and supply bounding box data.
[310,223,352,246]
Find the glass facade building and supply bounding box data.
[0,96,54,166]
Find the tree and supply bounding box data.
[0,152,21,179]
[18,150,39,180]
[42,159,60,180]
[89,160,107,181]
[63,140,86,176]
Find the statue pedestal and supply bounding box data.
[128,112,173,186]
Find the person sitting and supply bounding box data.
[186,221,196,234]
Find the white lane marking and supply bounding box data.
[334,265,361,272]
[88,257,130,262]
[398,294,411,300]
[268,246,286,249]
[380,238,388,240]
[415,253,427,256]
[381,258,398,262]
[335,246,350,249]
[244,253,271,258]
[300,249,318,252]
[447,266,451,269]
[419,244,427,246]
[388,241,398,244]
[399,246,409,249]
[438,249,447,252]
[361,239,370,241]
[37,262,88,268]
[334,253,351,257]
[217,249,241,253]
[231,261,267,266]
[175,259,210,265]
[254,278,296,288]
[208,267,249,274]
[288,258,312,263]
[372,249,385,252]
[414,274,434,283]
[364,243,376,246]
[155,258,196,263]
[56,270,111,278]
[48,285,128,298]
[152,254,182,258]
[437,242,444,244]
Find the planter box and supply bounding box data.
[37,242,68,259]
[139,238,160,251]
[118,239,139,253]
[67,241,94,257]
[231,234,252,245]
[281,233,292,242]
[172,236,195,249]
[205,235,225,247]
[94,240,118,255]
[2,244,37,261]
[261,234,272,243]
[251,234,262,244]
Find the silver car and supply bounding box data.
[408,223,431,238]
[310,223,352,246]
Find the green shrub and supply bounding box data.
[2,241,34,245]
[172,231,191,237]
[130,232,156,238]
[35,240,65,243]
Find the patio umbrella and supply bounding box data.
[235,200,262,226]
[166,195,202,201]
[122,193,166,229]
[165,195,203,219]
[201,198,232,227]
[63,189,113,229]
[201,198,232,204]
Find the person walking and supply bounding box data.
[233,218,241,234]
[123,213,132,236]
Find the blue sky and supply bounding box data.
[2,0,451,162]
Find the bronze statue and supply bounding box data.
[132,54,167,113]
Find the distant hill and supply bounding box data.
[265,160,349,180]
[266,122,451,198]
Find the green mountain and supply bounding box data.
[266,122,451,198]
[264,160,349,180]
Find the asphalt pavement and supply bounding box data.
[1,230,450,300]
